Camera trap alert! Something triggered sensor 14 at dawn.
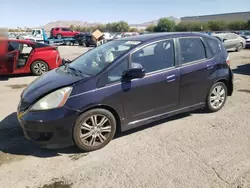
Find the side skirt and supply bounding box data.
[121,103,205,132]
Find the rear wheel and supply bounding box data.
[206,82,227,112]
[56,34,62,39]
[236,43,243,52]
[65,41,71,46]
[31,61,49,76]
[73,109,116,152]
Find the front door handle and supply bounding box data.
[207,64,215,69]
[166,74,176,82]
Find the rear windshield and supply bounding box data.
[32,42,50,48]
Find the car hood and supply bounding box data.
[21,68,85,104]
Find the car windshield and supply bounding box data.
[67,40,141,76]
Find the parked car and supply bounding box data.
[246,37,250,48]
[212,33,246,51]
[50,27,80,39]
[17,32,233,152]
[239,31,250,40]
[113,33,122,39]
[121,32,139,38]
[0,39,62,76]
[103,32,114,41]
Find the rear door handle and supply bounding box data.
[166,74,176,82]
[207,64,215,69]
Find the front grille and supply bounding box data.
[18,99,30,111]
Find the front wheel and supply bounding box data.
[73,109,116,152]
[30,61,49,76]
[206,82,227,112]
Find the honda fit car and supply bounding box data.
[17,32,233,152]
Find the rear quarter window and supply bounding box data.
[206,37,222,55]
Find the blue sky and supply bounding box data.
[1,0,250,28]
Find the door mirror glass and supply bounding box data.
[223,38,227,42]
[122,63,145,80]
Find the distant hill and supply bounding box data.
[139,16,180,26]
[37,20,102,31]
[37,17,180,31]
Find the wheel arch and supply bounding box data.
[214,78,233,96]
[77,104,122,133]
[30,59,49,70]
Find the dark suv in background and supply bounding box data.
[17,32,233,152]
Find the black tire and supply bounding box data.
[86,44,90,47]
[73,109,116,152]
[56,34,63,39]
[205,82,228,112]
[236,43,243,52]
[65,41,71,46]
[30,61,49,76]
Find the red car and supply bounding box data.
[50,27,80,39]
[0,39,62,76]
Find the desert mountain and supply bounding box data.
[37,17,180,31]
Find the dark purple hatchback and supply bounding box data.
[17,32,234,152]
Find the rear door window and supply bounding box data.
[178,38,206,64]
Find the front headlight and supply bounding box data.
[30,87,72,111]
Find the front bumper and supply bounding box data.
[17,106,78,148]
[246,41,250,48]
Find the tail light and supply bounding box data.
[56,54,59,65]
[226,55,230,66]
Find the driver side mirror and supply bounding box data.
[122,63,145,81]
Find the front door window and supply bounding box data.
[131,39,175,73]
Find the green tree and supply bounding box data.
[175,22,189,31]
[245,20,250,30]
[207,21,228,31]
[69,25,75,30]
[228,21,247,30]
[129,28,139,32]
[146,24,156,32]
[116,21,130,32]
[154,18,176,32]
[96,24,106,32]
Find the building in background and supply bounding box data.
[181,11,250,23]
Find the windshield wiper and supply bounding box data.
[67,66,83,76]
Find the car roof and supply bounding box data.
[8,39,35,44]
[213,32,236,36]
[117,32,211,42]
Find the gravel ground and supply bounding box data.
[0,47,250,188]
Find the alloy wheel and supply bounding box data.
[33,62,47,75]
[209,85,226,109]
[80,114,112,147]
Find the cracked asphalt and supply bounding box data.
[0,46,250,188]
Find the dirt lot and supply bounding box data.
[0,47,250,188]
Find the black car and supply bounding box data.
[76,33,100,47]
[17,32,233,152]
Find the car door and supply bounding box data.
[178,37,215,108]
[33,29,43,42]
[223,34,238,49]
[61,28,71,37]
[119,39,180,124]
[0,42,19,74]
